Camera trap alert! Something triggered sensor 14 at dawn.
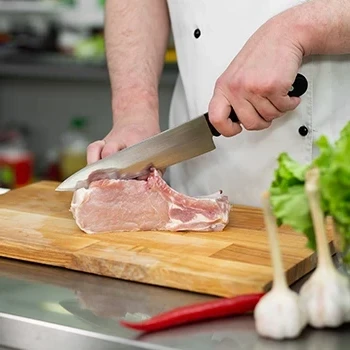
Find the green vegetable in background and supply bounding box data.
[59,0,76,7]
[74,35,105,61]
[269,121,350,255]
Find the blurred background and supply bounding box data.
[0,0,177,189]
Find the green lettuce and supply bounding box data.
[269,121,350,253]
[316,123,350,258]
[269,153,315,249]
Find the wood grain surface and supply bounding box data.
[0,181,335,297]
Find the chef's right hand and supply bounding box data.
[87,116,160,165]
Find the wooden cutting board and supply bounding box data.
[0,181,334,297]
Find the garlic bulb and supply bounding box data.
[299,167,350,328]
[254,192,308,340]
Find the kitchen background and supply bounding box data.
[0,0,178,188]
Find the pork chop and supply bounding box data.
[70,169,231,233]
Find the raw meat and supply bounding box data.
[70,169,231,233]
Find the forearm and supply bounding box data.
[104,0,170,121]
[276,0,350,56]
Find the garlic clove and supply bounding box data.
[254,287,308,340]
[299,265,350,328]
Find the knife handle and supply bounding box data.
[205,73,308,137]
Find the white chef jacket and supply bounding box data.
[166,0,350,207]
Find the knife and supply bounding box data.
[56,73,308,192]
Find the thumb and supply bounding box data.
[286,96,301,111]
[87,140,105,164]
[208,91,242,137]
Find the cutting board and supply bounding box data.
[0,181,335,297]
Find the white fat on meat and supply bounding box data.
[70,169,231,233]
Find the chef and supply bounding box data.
[87,0,350,207]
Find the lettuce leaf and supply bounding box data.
[269,153,315,249]
[269,121,350,251]
[315,123,350,252]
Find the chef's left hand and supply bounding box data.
[208,12,305,137]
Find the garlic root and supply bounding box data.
[254,191,308,340]
[299,167,350,328]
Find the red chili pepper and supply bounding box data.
[120,292,264,333]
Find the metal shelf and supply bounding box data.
[0,1,57,15]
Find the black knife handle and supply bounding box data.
[204,73,308,137]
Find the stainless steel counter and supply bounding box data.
[0,257,349,350]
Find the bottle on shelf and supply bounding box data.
[59,116,90,181]
[0,127,34,189]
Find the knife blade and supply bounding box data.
[56,73,308,192]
